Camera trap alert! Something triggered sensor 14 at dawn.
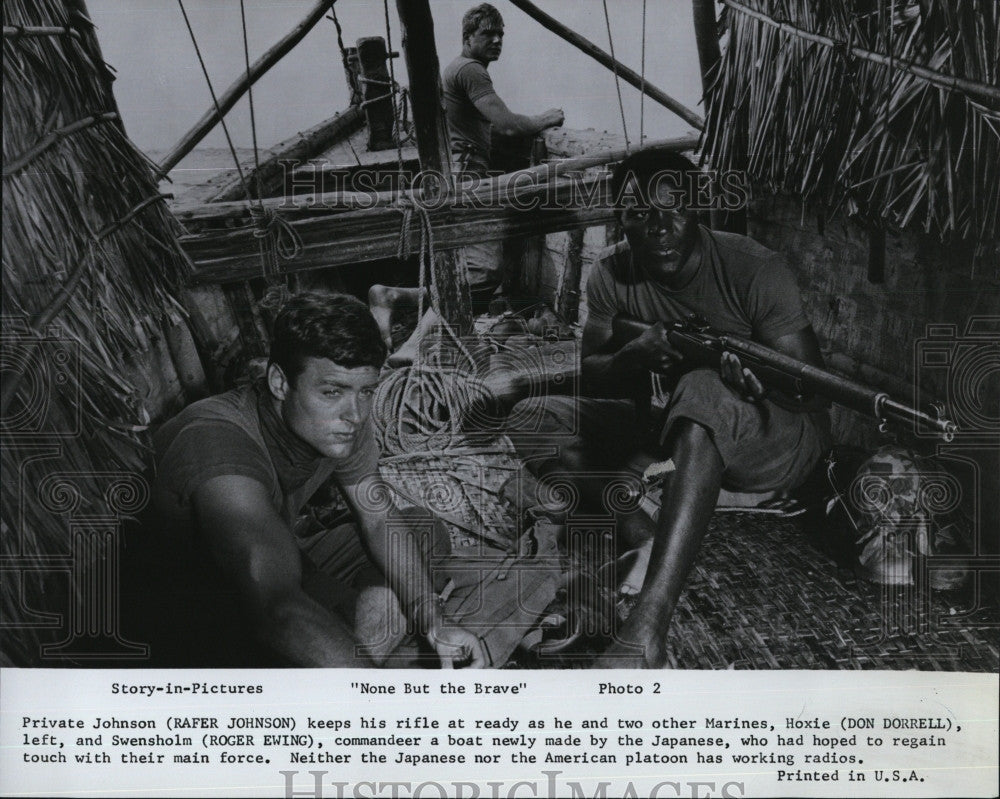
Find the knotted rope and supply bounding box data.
[249,204,304,277]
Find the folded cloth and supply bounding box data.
[436,520,561,667]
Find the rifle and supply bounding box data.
[611,315,957,442]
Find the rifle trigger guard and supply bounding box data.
[873,392,890,433]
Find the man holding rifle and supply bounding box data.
[509,149,830,668]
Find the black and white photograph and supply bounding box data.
[2,0,998,796]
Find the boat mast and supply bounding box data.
[394,0,472,333]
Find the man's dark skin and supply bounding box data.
[585,182,827,668]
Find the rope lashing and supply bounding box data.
[3,112,119,179]
[249,205,304,275]
[3,25,83,43]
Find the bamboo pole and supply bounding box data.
[723,0,1000,105]
[506,0,705,130]
[154,0,339,180]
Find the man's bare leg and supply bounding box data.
[594,419,723,668]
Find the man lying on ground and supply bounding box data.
[153,291,485,667]
[508,150,830,668]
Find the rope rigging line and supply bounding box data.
[327,4,353,96]
[239,0,264,196]
[175,0,253,205]
[236,0,299,278]
[176,0,302,278]
[640,0,647,144]
[601,0,631,151]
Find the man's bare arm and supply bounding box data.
[473,93,563,138]
[581,315,678,396]
[193,475,371,667]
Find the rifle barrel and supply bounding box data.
[610,316,957,441]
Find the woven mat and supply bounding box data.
[663,513,999,670]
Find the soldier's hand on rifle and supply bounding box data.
[629,322,683,373]
[720,351,766,402]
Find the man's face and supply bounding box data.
[466,21,503,63]
[269,357,380,459]
[621,179,699,284]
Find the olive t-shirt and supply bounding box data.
[586,226,810,342]
[442,55,497,167]
[152,383,377,526]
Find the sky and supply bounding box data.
[87,0,706,157]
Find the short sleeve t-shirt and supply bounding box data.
[442,55,497,165]
[586,227,809,343]
[153,384,378,526]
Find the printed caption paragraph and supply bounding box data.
[1,670,996,798]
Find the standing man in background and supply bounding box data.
[372,3,564,363]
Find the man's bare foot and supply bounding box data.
[387,308,441,367]
[591,606,668,669]
[367,284,396,351]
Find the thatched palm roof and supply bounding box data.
[2,0,191,664]
[701,0,999,262]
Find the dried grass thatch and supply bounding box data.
[701,0,1000,260]
[2,0,191,664]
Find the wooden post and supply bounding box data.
[556,228,586,323]
[395,0,472,333]
[356,37,396,151]
[692,0,746,234]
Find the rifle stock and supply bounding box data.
[611,315,957,442]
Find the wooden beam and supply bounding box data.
[506,0,705,131]
[182,177,614,283]
[395,0,471,331]
[154,0,339,180]
[187,207,614,284]
[207,106,364,202]
[171,134,701,225]
[395,0,452,179]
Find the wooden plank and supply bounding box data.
[207,106,364,202]
[185,205,614,284]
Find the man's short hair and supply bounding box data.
[462,3,504,41]
[269,291,386,383]
[609,149,701,214]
